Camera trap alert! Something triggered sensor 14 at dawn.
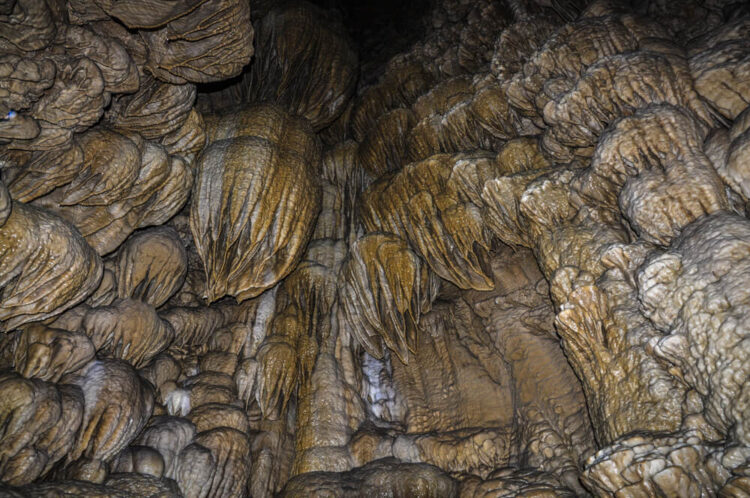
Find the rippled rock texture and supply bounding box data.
[1,0,749,496]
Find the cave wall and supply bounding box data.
[1,0,750,496]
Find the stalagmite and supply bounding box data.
[1,0,750,496]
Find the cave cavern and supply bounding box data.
[2,0,750,496]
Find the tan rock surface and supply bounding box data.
[190,105,321,302]
[1,1,750,496]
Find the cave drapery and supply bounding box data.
[0,0,750,496]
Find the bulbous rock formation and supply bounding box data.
[190,104,321,302]
[361,152,499,290]
[114,227,188,308]
[340,233,439,363]
[0,371,84,485]
[1,324,95,382]
[64,359,154,482]
[6,126,194,255]
[641,212,750,446]
[574,104,729,245]
[0,185,102,330]
[1,0,750,496]
[81,298,175,368]
[245,1,357,131]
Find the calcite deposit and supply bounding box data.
[0,0,749,496]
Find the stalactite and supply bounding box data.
[1,0,749,496]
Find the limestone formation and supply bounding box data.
[0,186,102,330]
[340,233,439,363]
[0,0,749,496]
[190,104,321,303]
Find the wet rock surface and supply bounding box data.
[1,0,750,496]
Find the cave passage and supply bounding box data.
[0,0,750,496]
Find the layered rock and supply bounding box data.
[0,0,749,496]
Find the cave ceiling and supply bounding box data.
[0,0,749,496]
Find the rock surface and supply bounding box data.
[0,0,749,496]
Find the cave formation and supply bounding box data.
[0,0,749,496]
